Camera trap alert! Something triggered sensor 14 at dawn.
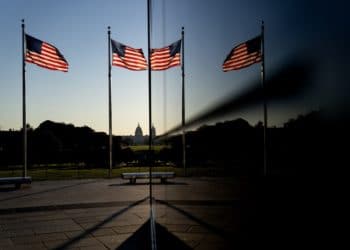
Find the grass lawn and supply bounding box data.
[0,166,179,181]
[127,145,169,152]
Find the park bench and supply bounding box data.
[121,172,175,184]
[0,176,32,189]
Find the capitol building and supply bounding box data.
[124,123,156,145]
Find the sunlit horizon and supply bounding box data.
[0,0,344,135]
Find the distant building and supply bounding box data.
[134,123,144,145]
[151,124,156,139]
[120,124,157,145]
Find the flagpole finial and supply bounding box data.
[108,26,110,34]
[21,19,24,27]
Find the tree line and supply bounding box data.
[0,110,338,176]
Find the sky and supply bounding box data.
[0,0,348,135]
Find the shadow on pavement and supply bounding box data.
[116,219,191,250]
[0,180,98,202]
[0,186,18,192]
[155,199,236,242]
[53,196,149,250]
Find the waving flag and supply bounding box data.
[223,36,262,72]
[25,34,68,72]
[151,40,181,71]
[111,39,147,71]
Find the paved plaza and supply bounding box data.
[0,177,248,249]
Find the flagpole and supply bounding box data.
[147,0,153,203]
[108,26,113,178]
[162,0,167,135]
[181,27,186,176]
[22,19,27,178]
[261,20,267,176]
[147,1,157,250]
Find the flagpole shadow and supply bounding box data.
[116,219,192,250]
[53,196,149,250]
[154,199,242,243]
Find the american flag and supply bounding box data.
[25,34,68,72]
[151,40,181,71]
[111,39,147,71]
[223,36,262,72]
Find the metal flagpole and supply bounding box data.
[22,19,27,177]
[147,1,157,250]
[108,26,113,178]
[261,20,267,176]
[147,0,153,203]
[162,0,167,134]
[181,27,186,176]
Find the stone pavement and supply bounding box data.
[0,204,148,249]
[0,177,247,249]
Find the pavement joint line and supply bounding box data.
[132,212,144,220]
[94,235,110,249]
[51,197,148,250]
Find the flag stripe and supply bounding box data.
[112,56,147,70]
[223,36,261,72]
[223,54,261,67]
[151,55,181,69]
[112,54,147,65]
[111,39,147,71]
[25,35,68,72]
[223,58,261,71]
[26,53,68,71]
[150,56,180,64]
[27,53,66,66]
[223,52,261,67]
[26,48,68,67]
[25,56,68,70]
[150,40,181,71]
[26,58,68,71]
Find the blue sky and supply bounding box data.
[0,0,347,135]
